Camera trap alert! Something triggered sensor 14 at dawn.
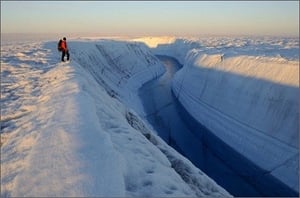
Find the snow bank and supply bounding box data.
[1,40,231,197]
[172,52,299,193]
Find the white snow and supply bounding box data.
[136,36,299,63]
[1,38,231,197]
[133,36,177,48]
[134,36,299,193]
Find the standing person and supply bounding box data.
[60,37,70,62]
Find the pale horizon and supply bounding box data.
[1,1,299,37]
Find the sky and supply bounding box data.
[1,1,299,37]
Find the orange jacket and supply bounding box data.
[61,40,67,51]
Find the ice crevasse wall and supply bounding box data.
[134,37,299,194]
[70,40,165,109]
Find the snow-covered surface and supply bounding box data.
[133,36,177,48]
[135,36,299,63]
[1,39,231,197]
[134,36,299,193]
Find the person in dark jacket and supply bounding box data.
[60,37,70,62]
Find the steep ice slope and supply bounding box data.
[172,52,299,193]
[66,40,165,112]
[178,51,299,144]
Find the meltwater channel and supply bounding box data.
[138,55,297,197]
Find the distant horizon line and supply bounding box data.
[1,32,299,38]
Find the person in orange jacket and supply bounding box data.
[60,37,70,62]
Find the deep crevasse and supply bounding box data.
[137,37,299,194]
[1,39,231,197]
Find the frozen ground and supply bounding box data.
[1,38,231,197]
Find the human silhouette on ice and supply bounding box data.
[58,37,70,62]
